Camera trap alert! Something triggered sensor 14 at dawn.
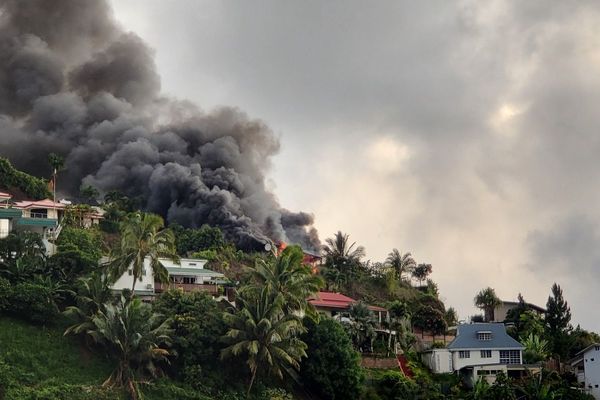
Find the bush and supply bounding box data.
[372,370,419,400]
[300,317,363,400]
[0,278,11,312]
[153,289,227,384]
[9,283,57,324]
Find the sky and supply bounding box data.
[110,0,600,330]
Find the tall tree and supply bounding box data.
[69,296,172,400]
[108,212,178,298]
[300,317,363,400]
[474,287,501,322]
[47,153,64,203]
[323,231,365,274]
[346,301,377,352]
[545,283,572,358]
[244,245,323,317]
[221,288,307,396]
[412,263,433,287]
[385,249,416,282]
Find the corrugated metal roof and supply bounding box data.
[447,323,524,350]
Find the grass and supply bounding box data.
[0,317,113,386]
[0,316,211,400]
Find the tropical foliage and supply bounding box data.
[108,212,178,297]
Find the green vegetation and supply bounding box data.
[300,317,363,400]
[0,164,598,400]
[0,157,51,199]
[107,212,178,297]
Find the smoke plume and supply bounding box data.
[0,0,320,251]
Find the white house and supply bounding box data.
[110,257,225,299]
[422,323,531,387]
[570,343,600,399]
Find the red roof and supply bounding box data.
[309,291,356,309]
[13,199,65,209]
[309,291,387,313]
[0,192,11,199]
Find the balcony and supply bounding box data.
[0,208,22,219]
[155,282,219,295]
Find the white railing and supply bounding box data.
[28,212,49,219]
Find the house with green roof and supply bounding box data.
[110,257,226,299]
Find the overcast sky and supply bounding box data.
[110,0,600,330]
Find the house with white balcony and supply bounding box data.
[110,257,226,299]
[570,343,600,399]
[421,323,534,387]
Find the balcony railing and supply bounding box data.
[28,212,50,219]
[155,282,219,294]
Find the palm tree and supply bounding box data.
[221,288,307,396]
[244,245,323,317]
[64,273,113,337]
[81,296,172,400]
[48,153,64,203]
[474,287,501,322]
[108,212,178,299]
[385,249,416,282]
[346,301,377,352]
[322,232,365,289]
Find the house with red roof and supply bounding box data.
[308,291,388,324]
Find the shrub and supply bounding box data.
[0,278,11,312]
[372,370,419,400]
[300,317,363,400]
[153,289,226,384]
[9,283,57,324]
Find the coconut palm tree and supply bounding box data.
[346,301,377,352]
[474,287,501,322]
[48,153,64,203]
[107,212,178,299]
[83,296,172,400]
[244,245,323,317]
[64,273,114,337]
[322,232,365,290]
[221,288,307,396]
[385,249,416,282]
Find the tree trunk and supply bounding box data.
[247,366,258,397]
[130,274,137,300]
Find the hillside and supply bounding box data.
[0,158,51,200]
[0,317,210,400]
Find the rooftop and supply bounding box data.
[14,199,66,209]
[447,323,524,350]
[308,291,387,313]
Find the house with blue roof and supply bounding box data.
[421,323,535,386]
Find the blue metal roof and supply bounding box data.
[447,323,524,350]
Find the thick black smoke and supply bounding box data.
[0,0,320,251]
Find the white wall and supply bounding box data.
[0,219,10,238]
[111,258,156,293]
[452,349,502,370]
[583,347,600,399]
[422,349,452,373]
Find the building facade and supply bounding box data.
[570,343,600,399]
[422,323,530,387]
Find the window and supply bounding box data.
[595,346,600,351]
[142,268,147,276]
[481,350,492,358]
[128,269,132,276]
[183,277,196,284]
[459,351,470,359]
[499,350,520,365]
[477,331,492,341]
